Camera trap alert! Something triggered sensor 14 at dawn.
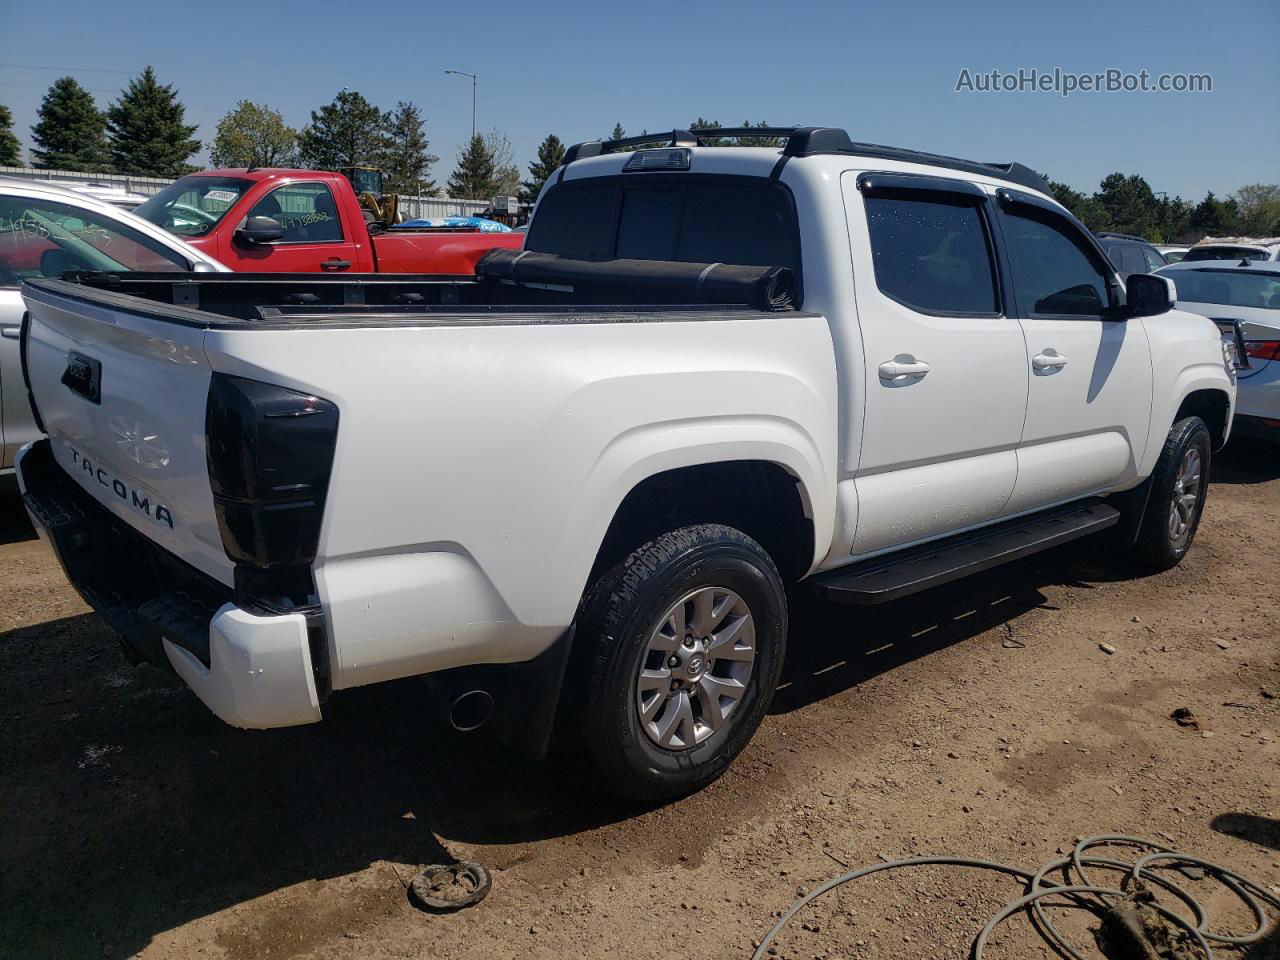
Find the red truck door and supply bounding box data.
[219,180,361,272]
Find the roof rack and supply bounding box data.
[1095,231,1148,242]
[561,126,1049,194]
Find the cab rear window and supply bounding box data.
[527,176,802,281]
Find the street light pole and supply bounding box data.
[444,69,477,142]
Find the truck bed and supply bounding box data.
[19,269,835,699]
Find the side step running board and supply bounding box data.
[817,501,1120,605]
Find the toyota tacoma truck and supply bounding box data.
[132,167,522,274]
[16,127,1237,801]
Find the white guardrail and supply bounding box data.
[0,165,502,220]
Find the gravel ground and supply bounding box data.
[1,445,1277,960]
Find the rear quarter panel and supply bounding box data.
[202,311,837,688]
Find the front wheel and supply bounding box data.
[1130,416,1212,570]
[570,524,787,802]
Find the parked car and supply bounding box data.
[1159,258,1280,441]
[59,181,151,211]
[1183,237,1280,263]
[1095,232,1168,279]
[1157,245,1189,263]
[133,168,522,274]
[16,126,1236,801]
[0,176,225,480]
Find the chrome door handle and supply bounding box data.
[1032,351,1069,371]
[0,326,20,340]
[878,357,931,380]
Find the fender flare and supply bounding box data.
[550,413,835,618]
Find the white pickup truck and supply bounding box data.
[16,127,1237,801]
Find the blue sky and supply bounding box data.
[1,0,1276,200]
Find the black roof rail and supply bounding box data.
[1094,231,1148,242]
[561,126,1049,194]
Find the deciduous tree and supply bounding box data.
[210,100,298,168]
[482,129,520,197]
[1232,184,1280,236]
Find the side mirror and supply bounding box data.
[1125,273,1176,318]
[235,215,284,245]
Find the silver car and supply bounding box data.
[1,177,225,480]
[1159,258,1280,442]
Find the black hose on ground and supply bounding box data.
[751,834,1280,959]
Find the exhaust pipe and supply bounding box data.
[449,689,495,732]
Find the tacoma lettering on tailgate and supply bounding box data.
[68,446,175,530]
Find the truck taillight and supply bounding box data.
[1245,340,1280,362]
[205,373,338,603]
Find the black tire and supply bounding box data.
[569,524,787,802]
[1130,416,1212,570]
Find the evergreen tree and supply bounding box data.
[30,77,111,171]
[521,134,565,203]
[736,121,784,148]
[105,67,200,176]
[0,104,20,166]
[1187,191,1231,238]
[688,118,727,147]
[210,100,297,168]
[604,123,647,152]
[378,101,438,196]
[1096,173,1160,238]
[297,89,388,171]
[447,134,497,199]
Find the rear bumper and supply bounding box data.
[16,438,322,728]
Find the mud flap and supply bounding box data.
[420,627,574,761]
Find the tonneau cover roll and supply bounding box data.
[476,250,796,311]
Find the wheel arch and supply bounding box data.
[556,416,835,605]
[587,459,817,586]
[1174,387,1232,451]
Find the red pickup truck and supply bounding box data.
[133,168,522,274]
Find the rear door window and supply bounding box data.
[863,193,999,315]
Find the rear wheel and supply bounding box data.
[1131,416,1212,570]
[570,524,787,802]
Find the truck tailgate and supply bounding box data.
[22,282,234,586]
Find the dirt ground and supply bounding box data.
[2,446,1277,960]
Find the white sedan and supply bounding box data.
[1159,259,1280,442]
[0,176,226,479]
